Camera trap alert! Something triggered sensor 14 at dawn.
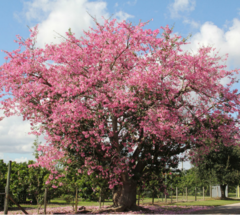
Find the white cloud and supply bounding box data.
[178,18,240,86]
[0,109,47,154]
[23,0,55,21]
[14,157,29,164]
[183,18,200,28]
[126,0,137,6]
[115,2,118,7]
[18,0,133,49]
[113,11,134,22]
[168,0,196,19]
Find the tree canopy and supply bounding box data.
[0,17,240,210]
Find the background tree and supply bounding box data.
[177,168,212,196]
[31,134,64,203]
[0,159,7,190]
[32,135,42,160]
[191,143,240,199]
[189,113,240,199]
[0,160,7,209]
[10,162,31,204]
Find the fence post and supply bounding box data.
[7,194,28,214]
[176,187,178,202]
[165,192,167,203]
[75,187,78,213]
[238,185,239,198]
[203,187,204,200]
[183,188,184,201]
[195,187,197,201]
[4,160,11,215]
[44,188,47,214]
[99,187,102,209]
[186,187,188,202]
[171,173,172,203]
[152,189,154,205]
[138,188,140,206]
[210,185,212,198]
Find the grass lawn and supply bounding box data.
[139,196,212,204]
[7,195,240,211]
[171,199,240,207]
[140,196,240,206]
[9,198,113,209]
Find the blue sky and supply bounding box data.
[1,0,240,170]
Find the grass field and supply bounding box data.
[2,199,239,215]
[172,199,240,206]
[139,197,240,205]
[7,197,113,209]
[5,194,240,210]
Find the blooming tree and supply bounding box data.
[1,17,240,211]
[189,114,240,199]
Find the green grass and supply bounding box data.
[140,196,240,206]
[9,198,113,209]
[8,194,240,210]
[49,198,112,206]
[140,196,211,204]
[171,199,240,206]
[228,192,238,198]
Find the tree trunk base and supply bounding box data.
[220,197,231,200]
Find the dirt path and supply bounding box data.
[191,202,240,214]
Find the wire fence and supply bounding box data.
[139,187,207,205]
[0,184,239,212]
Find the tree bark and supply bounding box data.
[113,179,137,211]
[113,186,122,207]
[220,184,227,199]
[101,177,143,213]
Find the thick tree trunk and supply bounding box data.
[99,177,144,213]
[220,184,227,199]
[113,179,137,211]
[113,186,121,207]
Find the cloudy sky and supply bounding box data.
[1,0,240,170]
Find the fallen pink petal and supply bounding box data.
[0,205,215,214]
